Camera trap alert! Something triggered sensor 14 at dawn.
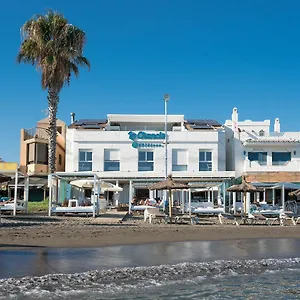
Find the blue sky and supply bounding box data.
[2,0,300,162]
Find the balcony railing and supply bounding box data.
[24,127,48,141]
[244,160,300,172]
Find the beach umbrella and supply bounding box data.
[149,175,189,217]
[227,176,259,214]
[0,173,10,184]
[70,180,123,192]
[289,189,300,197]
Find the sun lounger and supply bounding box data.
[250,213,281,226]
[218,213,245,226]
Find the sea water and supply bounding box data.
[0,239,300,299]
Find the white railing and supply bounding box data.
[244,160,300,172]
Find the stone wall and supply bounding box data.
[245,172,300,183]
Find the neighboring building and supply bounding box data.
[19,117,66,175]
[66,114,235,203]
[225,107,300,183]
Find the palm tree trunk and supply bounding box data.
[47,89,59,174]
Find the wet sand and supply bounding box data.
[0,215,300,249]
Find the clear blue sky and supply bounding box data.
[2,0,300,162]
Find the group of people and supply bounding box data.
[131,197,163,207]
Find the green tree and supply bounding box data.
[17,10,90,173]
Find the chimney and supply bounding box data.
[274,118,280,133]
[231,107,238,132]
[70,112,75,124]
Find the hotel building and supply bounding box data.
[225,108,300,183]
[65,114,235,204]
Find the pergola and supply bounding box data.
[48,172,102,217]
[0,170,28,216]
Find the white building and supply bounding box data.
[225,107,300,183]
[66,114,235,204]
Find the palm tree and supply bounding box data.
[17,10,90,173]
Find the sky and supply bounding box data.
[2,0,300,162]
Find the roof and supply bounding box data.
[108,114,185,124]
[252,182,300,190]
[244,138,300,145]
[185,119,222,130]
[68,115,223,131]
[69,119,107,129]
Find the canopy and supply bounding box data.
[149,175,189,217]
[227,176,259,193]
[0,173,10,183]
[70,180,123,192]
[149,175,189,190]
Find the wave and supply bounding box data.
[0,257,300,299]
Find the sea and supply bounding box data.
[0,238,300,299]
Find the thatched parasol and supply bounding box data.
[289,189,300,197]
[149,175,189,217]
[0,173,10,184]
[227,176,260,214]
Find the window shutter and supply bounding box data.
[172,149,187,165]
[105,149,119,161]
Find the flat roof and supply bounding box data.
[108,114,185,123]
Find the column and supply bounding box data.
[149,190,154,199]
[282,185,285,210]
[24,176,29,213]
[272,189,275,206]
[233,192,236,214]
[257,192,260,203]
[48,174,53,217]
[217,187,221,206]
[188,189,192,217]
[180,190,184,213]
[92,174,97,218]
[114,180,120,206]
[246,193,251,214]
[129,180,133,214]
[208,188,211,202]
[13,171,18,217]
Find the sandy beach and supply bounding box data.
[0,214,300,249]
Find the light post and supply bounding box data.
[163,94,170,211]
[163,94,170,179]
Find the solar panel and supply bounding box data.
[187,119,221,127]
[82,124,102,129]
[191,125,211,129]
[76,119,107,125]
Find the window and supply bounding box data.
[199,151,212,171]
[79,150,93,171]
[58,154,62,165]
[172,149,187,171]
[36,143,48,165]
[272,152,291,165]
[104,149,120,171]
[138,151,154,171]
[248,152,267,165]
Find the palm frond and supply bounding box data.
[17,9,90,91]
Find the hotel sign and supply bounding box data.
[128,131,165,148]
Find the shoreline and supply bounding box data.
[1,222,300,250]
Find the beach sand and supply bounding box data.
[0,214,300,249]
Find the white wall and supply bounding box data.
[66,129,230,178]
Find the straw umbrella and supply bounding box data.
[0,174,10,183]
[227,175,259,214]
[289,189,300,197]
[149,175,189,217]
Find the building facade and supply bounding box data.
[66,114,235,203]
[20,117,66,176]
[225,107,300,183]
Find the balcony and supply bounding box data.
[24,127,48,141]
[244,160,300,172]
